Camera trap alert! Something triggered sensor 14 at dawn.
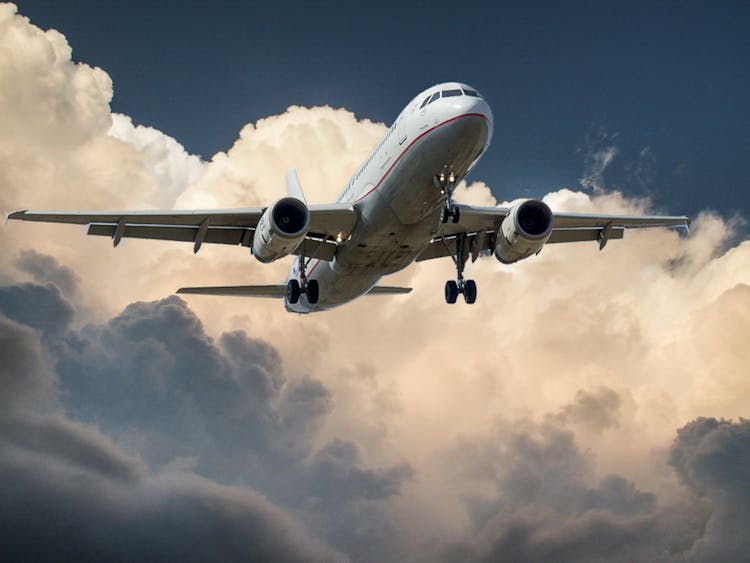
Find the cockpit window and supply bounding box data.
[428,91,441,104]
[419,96,430,109]
[442,89,462,97]
[462,88,480,97]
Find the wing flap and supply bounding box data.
[87,224,251,246]
[547,227,625,244]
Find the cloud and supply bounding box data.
[2,4,750,562]
[14,249,80,296]
[670,417,750,562]
[578,128,619,192]
[0,282,73,336]
[0,301,347,562]
[108,113,207,207]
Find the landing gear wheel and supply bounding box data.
[286,279,300,304]
[306,279,319,304]
[445,280,459,304]
[463,279,477,304]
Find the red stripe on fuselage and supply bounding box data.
[306,111,490,278]
[354,112,489,203]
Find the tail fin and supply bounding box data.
[285,168,306,204]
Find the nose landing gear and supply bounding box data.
[287,254,319,304]
[435,171,460,224]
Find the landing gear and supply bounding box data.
[444,234,478,304]
[286,279,301,303]
[445,280,459,304]
[435,171,460,224]
[287,255,319,305]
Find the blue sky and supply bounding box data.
[17,0,750,219]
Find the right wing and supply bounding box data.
[7,204,358,261]
[417,203,690,262]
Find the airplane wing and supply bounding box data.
[417,203,690,262]
[7,204,358,261]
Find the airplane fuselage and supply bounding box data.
[286,82,493,313]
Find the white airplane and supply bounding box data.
[8,82,689,313]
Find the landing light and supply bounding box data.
[336,233,343,243]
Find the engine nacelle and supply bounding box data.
[252,197,310,263]
[494,199,553,264]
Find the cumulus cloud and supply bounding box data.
[2,4,750,562]
[108,113,207,207]
[670,418,750,562]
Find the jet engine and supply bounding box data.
[252,197,310,263]
[494,199,553,264]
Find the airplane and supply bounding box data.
[8,82,689,313]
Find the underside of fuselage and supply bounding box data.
[286,112,490,313]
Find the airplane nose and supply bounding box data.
[463,96,493,147]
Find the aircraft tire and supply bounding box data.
[306,279,320,304]
[287,279,301,303]
[445,280,459,304]
[464,279,477,304]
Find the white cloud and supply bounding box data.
[108,114,207,208]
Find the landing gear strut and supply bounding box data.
[435,171,460,224]
[444,234,477,304]
[287,254,319,304]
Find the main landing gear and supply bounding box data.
[287,254,319,304]
[435,171,460,224]
[444,234,477,304]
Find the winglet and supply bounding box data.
[5,210,26,223]
[285,168,307,204]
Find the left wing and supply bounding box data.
[417,203,690,262]
[7,204,358,261]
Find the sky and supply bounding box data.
[1,1,750,561]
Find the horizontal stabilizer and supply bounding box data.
[177,285,286,298]
[176,284,412,298]
[366,286,412,295]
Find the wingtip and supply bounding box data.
[4,210,26,223]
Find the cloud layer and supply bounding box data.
[2,4,750,561]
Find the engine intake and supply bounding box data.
[252,197,310,263]
[494,199,553,264]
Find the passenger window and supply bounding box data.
[419,96,430,109]
[442,89,462,97]
[462,88,480,97]
[428,91,440,104]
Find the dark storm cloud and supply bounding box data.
[0,282,73,336]
[54,295,335,474]
[670,417,750,562]
[31,294,411,561]
[15,249,79,296]
[437,421,699,563]
[550,387,622,430]
[0,313,56,411]
[304,439,414,506]
[0,300,346,562]
[0,458,345,563]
